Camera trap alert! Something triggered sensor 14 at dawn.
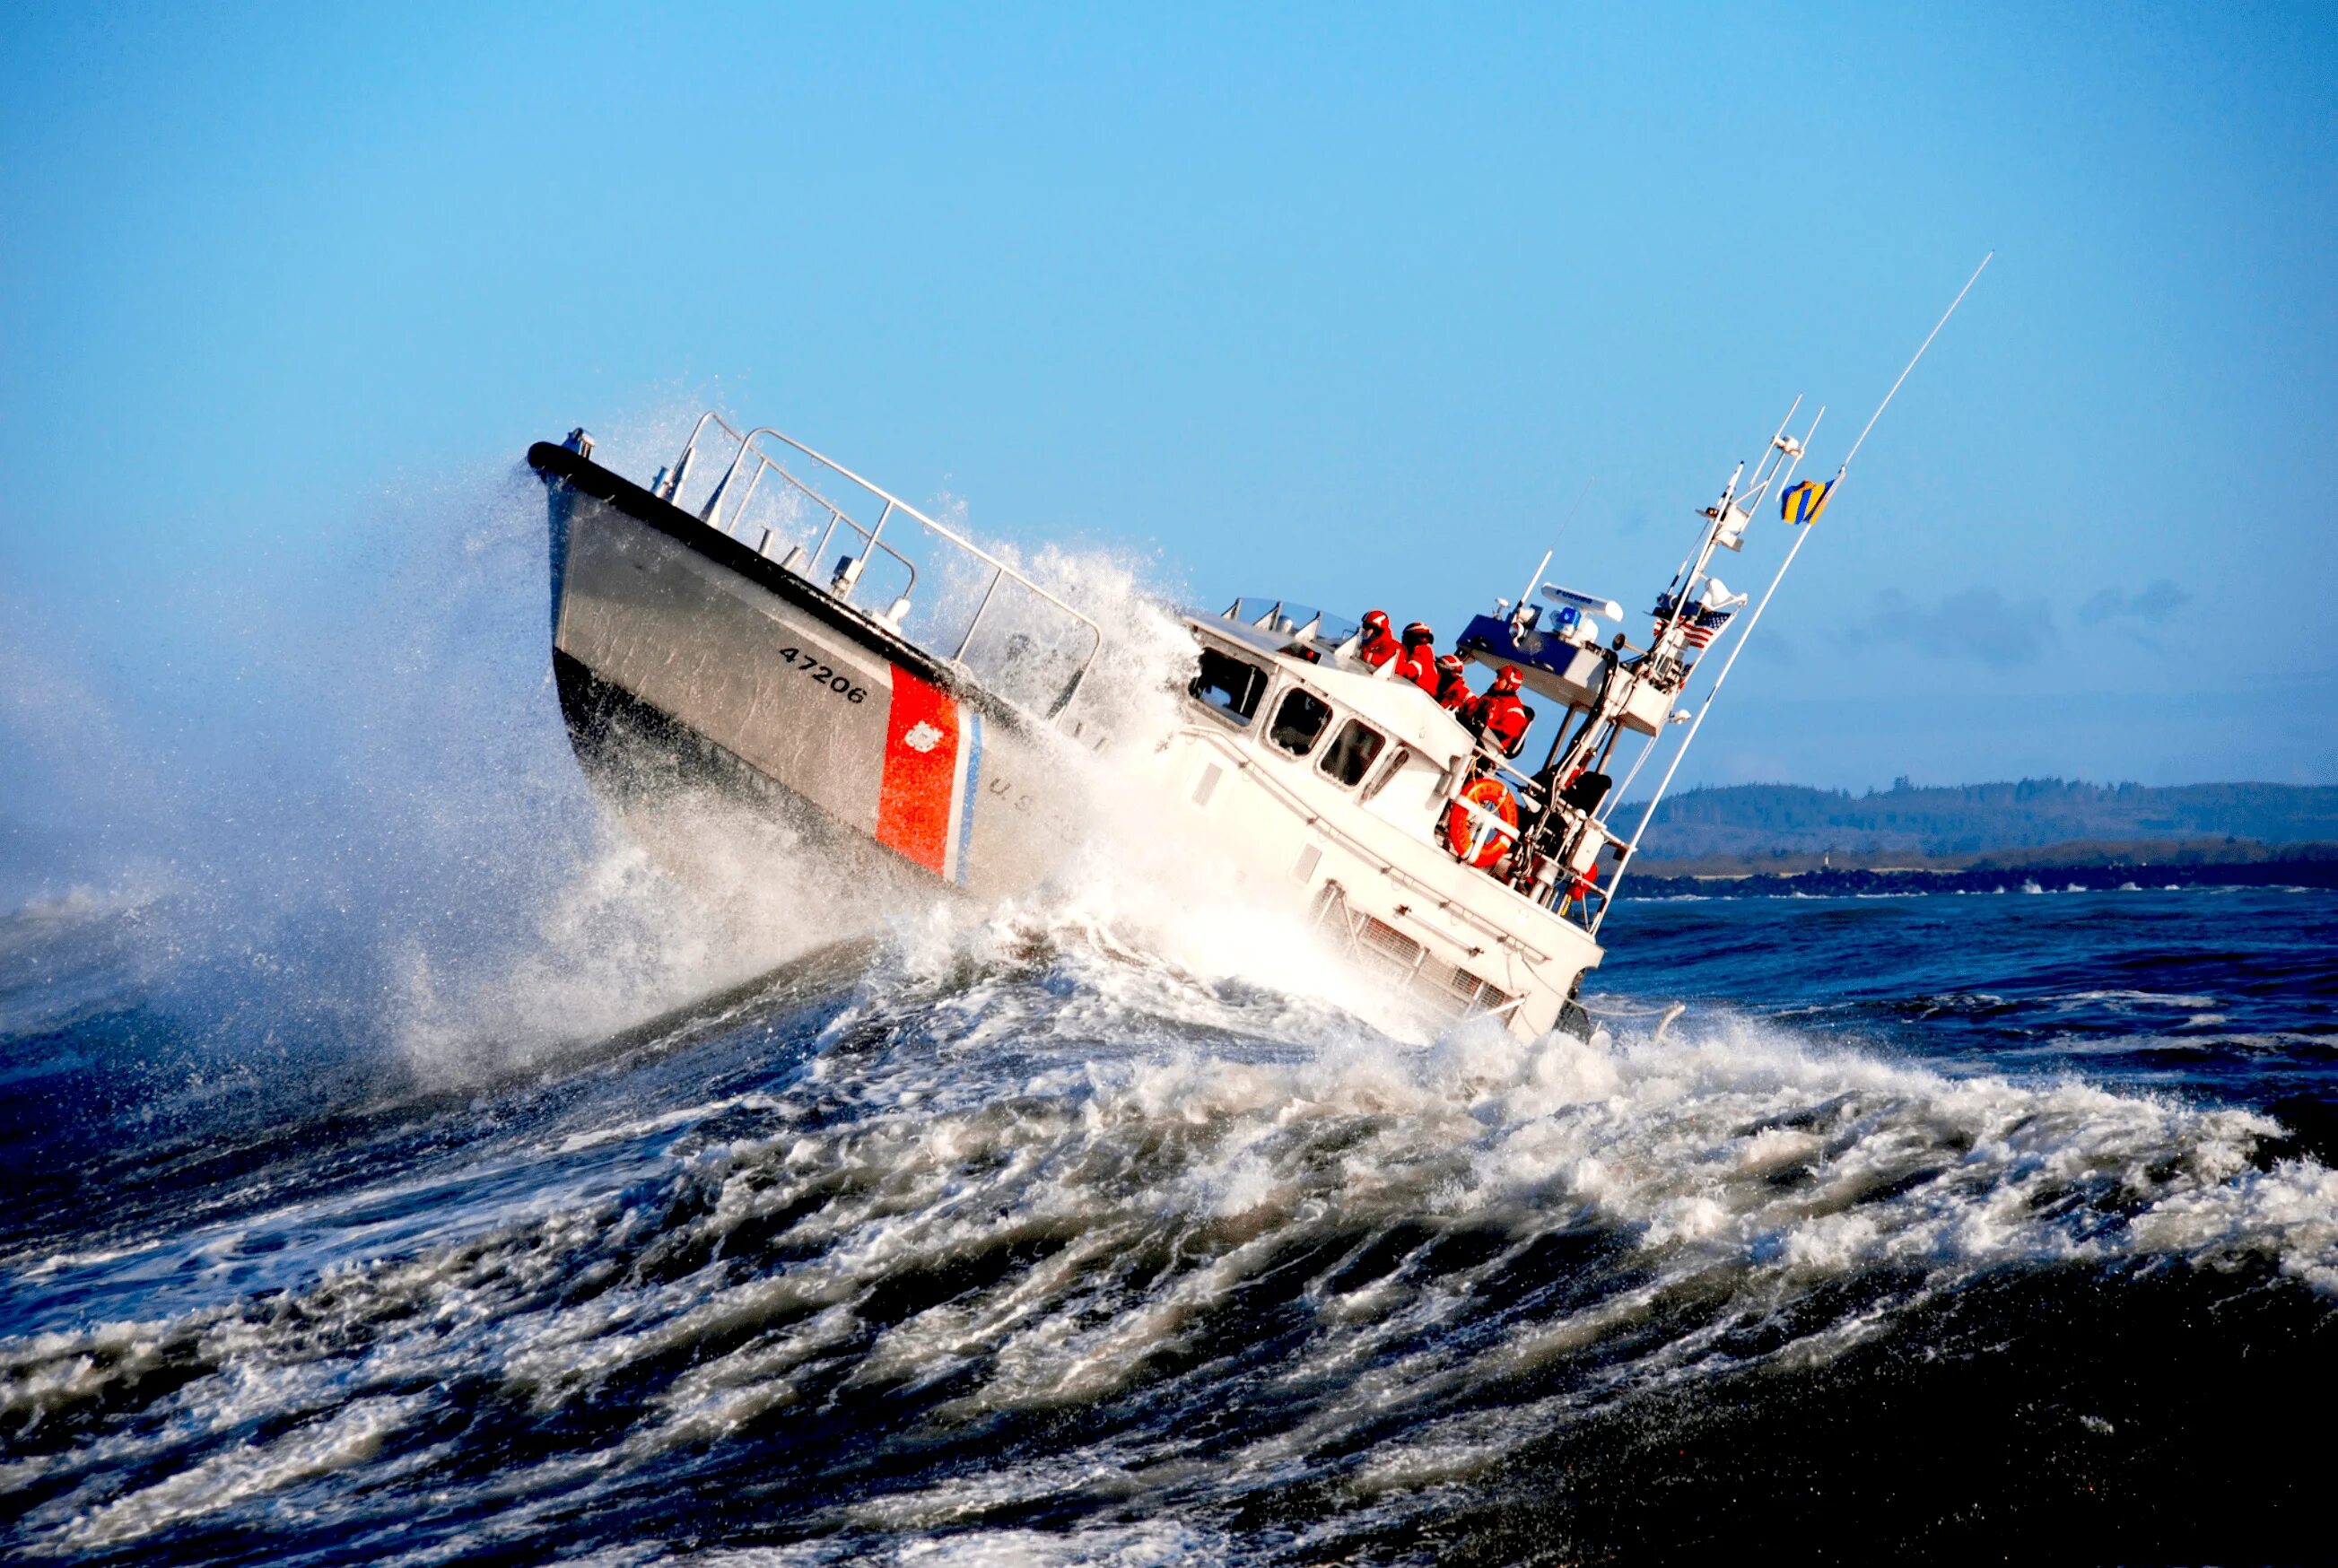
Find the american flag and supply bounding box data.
[1653,593,1736,650]
[1682,605,1734,649]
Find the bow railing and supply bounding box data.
[653,412,1104,718]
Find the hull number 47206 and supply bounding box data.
[778,647,868,703]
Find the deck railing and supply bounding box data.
[655,412,1104,719]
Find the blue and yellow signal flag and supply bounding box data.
[1779,478,1833,524]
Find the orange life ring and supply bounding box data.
[1443,777,1518,869]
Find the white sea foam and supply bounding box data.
[7,896,2334,1555]
[59,1394,428,1549]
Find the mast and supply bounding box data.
[1504,399,1819,919]
[1647,392,1811,661]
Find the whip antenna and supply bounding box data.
[1830,250,1993,496]
[1599,254,1993,923]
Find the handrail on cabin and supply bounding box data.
[661,413,1105,717]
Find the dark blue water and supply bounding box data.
[4,871,2332,1564]
[1610,884,2338,1146]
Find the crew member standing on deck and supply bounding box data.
[1432,653,1471,710]
[1461,665,1531,754]
[1356,610,1401,669]
[1394,622,1440,693]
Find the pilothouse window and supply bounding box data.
[1318,719,1386,788]
[1190,648,1269,725]
[1268,689,1332,755]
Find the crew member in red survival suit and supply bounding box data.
[1394,623,1440,693]
[1356,609,1400,669]
[1433,653,1471,710]
[1461,665,1531,754]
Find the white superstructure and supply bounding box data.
[1157,604,1604,1038]
[1147,394,1823,1041]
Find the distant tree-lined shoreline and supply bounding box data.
[1625,779,2338,869]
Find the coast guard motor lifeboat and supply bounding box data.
[525,398,1828,1043]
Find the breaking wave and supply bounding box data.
[4,893,2334,1563]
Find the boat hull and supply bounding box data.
[531,443,1070,900]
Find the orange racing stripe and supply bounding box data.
[875,666,960,875]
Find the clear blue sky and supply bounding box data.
[4,1,2334,793]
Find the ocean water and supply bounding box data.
[4,869,2333,1564]
[4,463,2333,1564]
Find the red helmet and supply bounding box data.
[1493,665,1524,692]
[1435,653,1464,675]
[1402,621,1435,645]
[1362,609,1390,632]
